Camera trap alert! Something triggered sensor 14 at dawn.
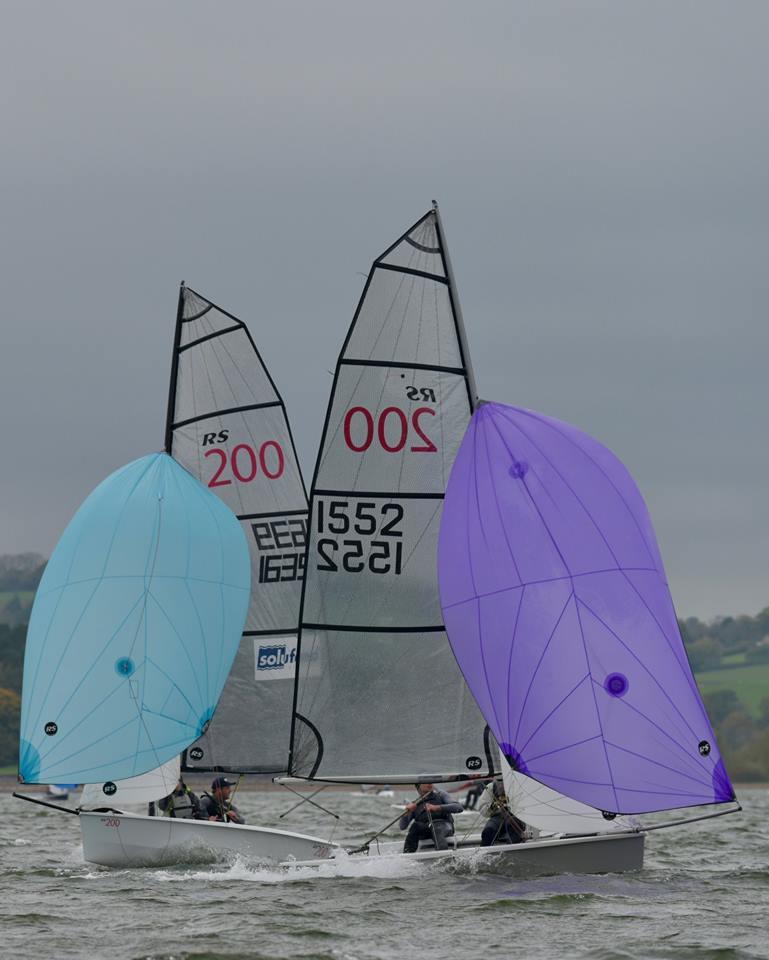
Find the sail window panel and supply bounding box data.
[316,365,468,495]
[174,327,278,425]
[344,269,461,370]
[185,631,296,773]
[303,495,443,628]
[292,627,490,782]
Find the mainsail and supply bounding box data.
[438,402,736,815]
[290,205,492,782]
[80,757,180,811]
[167,285,308,773]
[19,453,250,785]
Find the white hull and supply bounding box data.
[79,811,338,868]
[285,831,645,877]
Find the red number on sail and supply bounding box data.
[342,406,437,454]
[343,407,375,452]
[378,407,408,453]
[205,448,232,487]
[260,440,285,479]
[206,442,286,486]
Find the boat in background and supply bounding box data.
[18,286,337,868]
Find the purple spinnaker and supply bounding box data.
[437,402,734,815]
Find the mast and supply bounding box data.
[164,282,185,453]
[432,202,478,410]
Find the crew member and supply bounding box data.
[158,778,200,819]
[197,776,245,824]
[399,780,463,852]
[479,777,526,846]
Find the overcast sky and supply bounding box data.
[1,1,766,619]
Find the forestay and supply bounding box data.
[19,453,250,785]
[290,206,492,782]
[167,286,308,774]
[438,402,736,815]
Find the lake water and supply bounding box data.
[2,783,767,960]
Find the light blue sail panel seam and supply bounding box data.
[19,453,250,784]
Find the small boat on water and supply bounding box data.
[280,203,738,876]
[17,286,338,868]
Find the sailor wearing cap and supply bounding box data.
[198,776,245,824]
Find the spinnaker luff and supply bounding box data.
[438,402,735,815]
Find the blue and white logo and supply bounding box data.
[254,637,298,681]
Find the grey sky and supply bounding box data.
[1,1,766,619]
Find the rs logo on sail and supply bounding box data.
[257,645,297,671]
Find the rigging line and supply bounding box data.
[277,783,340,820]
[641,804,741,833]
[578,595,705,747]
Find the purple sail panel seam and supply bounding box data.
[480,418,523,584]
[573,593,620,812]
[511,591,574,747]
[517,672,592,756]
[504,583,525,739]
[603,738,714,790]
[442,567,659,610]
[588,676,712,782]
[485,412,573,577]
[523,733,605,765]
[500,405,659,571]
[472,415,491,550]
[476,598,506,738]
[579,595,703,745]
[464,437,480,598]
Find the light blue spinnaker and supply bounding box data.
[19,453,250,784]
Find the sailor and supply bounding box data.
[197,776,245,824]
[399,780,463,853]
[158,778,200,819]
[479,776,526,846]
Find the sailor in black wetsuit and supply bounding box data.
[197,776,245,824]
[399,780,463,852]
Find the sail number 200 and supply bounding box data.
[205,441,285,487]
[343,406,436,453]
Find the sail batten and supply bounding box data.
[289,207,491,783]
[167,285,308,774]
[438,402,735,815]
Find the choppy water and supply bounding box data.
[2,784,767,960]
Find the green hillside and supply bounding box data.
[696,662,769,717]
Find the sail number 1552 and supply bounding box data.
[316,500,403,575]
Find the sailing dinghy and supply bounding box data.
[281,205,738,877]
[18,287,338,867]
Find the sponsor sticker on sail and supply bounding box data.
[254,637,298,681]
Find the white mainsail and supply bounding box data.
[289,206,491,782]
[80,758,180,811]
[167,286,308,774]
